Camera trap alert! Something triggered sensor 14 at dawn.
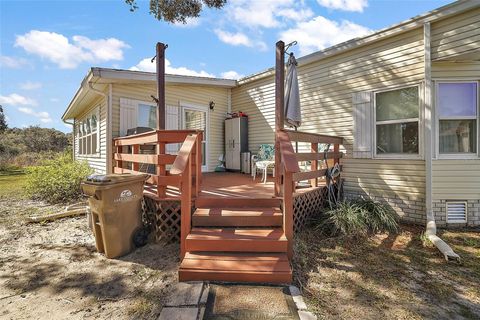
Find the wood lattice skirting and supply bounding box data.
[143,197,181,243]
[293,186,328,233]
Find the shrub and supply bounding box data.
[25,152,93,204]
[356,198,399,234]
[316,201,368,237]
[315,198,399,237]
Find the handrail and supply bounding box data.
[283,128,344,145]
[170,134,198,175]
[276,128,344,260]
[277,130,300,173]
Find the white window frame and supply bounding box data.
[434,80,479,160]
[373,84,423,159]
[78,106,100,156]
[180,101,209,172]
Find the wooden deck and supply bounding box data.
[144,171,328,200]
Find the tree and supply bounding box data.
[125,0,227,24]
[0,105,7,133]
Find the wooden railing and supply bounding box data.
[113,130,203,199]
[276,129,344,259]
[169,134,201,258]
[113,130,203,258]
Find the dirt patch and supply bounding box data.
[294,224,480,320]
[0,197,178,319]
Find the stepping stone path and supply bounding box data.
[158,282,316,320]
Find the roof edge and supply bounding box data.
[238,0,478,84]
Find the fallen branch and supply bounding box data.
[26,202,89,223]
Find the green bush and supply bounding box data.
[315,198,399,237]
[356,198,399,234]
[25,153,93,204]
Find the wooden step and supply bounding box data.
[195,197,282,208]
[179,252,292,283]
[185,228,287,252]
[192,207,283,227]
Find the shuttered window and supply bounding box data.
[352,91,373,158]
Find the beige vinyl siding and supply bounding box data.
[432,61,480,79]
[431,59,480,201]
[111,83,229,171]
[431,7,480,61]
[233,28,426,202]
[432,160,480,200]
[74,95,108,174]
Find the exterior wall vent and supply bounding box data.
[446,201,467,223]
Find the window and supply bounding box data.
[437,82,477,155]
[77,108,99,155]
[138,104,157,129]
[375,86,420,155]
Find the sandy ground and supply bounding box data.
[0,197,178,320]
[295,225,480,320]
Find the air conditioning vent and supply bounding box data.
[446,201,467,223]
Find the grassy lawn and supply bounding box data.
[294,224,480,319]
[0,169,27,199]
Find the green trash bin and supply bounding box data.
[81,173,148,258]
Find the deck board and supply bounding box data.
[144,172,326,199]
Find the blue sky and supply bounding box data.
[0,0,451,133]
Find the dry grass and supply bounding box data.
[294,224,480,320]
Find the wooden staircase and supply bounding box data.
[178,197,293,283]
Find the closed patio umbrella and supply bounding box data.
[284,53,301,129]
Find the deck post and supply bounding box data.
[274,41,285,197]
[156,42,166,130]
[180,158,192,259]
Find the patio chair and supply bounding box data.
[251,144,275,184]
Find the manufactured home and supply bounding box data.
[62,0,480,283]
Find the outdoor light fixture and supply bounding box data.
[209,101,215,110]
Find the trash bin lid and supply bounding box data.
[83,173,148,186]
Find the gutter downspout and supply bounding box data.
[423,22,460,262]
[62,118,75,161]
[88,81,111,174]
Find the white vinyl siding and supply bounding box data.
[112,83,228,171]
[431,7,480,61]
[233,27,427,212]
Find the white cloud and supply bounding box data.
[172,17,201,28]
[214,29,267,51]
[50,98,60,102]
[0,93,37,106]
[280,16,372,55]
[130,58,215,77]
[18,107,52,123]
[15,30,129,69]
[221,70,244,80]
[277,8,314,22]
[214,29,251,47]
[20,81,42,90]
[0,55,29,68]
[227,0,295,28]
[317,0,368,12]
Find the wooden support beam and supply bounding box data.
[156,42,166,130]
[311,143,318,187]
[132,145,140,171]
[275,40,285,197]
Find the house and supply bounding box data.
[62,0,480,283]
